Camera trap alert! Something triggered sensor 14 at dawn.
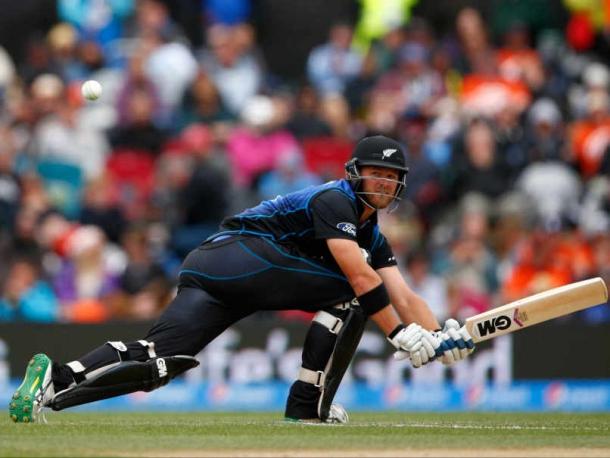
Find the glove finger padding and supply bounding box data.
[445,327,464,360]
[420,331,438,359]
[443,318,461,331]
[446,319,475,353]
[459,325,475,352]
[410,349,424,368]
[439,338,458,365]
[393,350,410,361]
[438,319,476,365]
[389,323,424,353]
[402,323,424,349]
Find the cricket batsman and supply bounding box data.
[9,135,474,423]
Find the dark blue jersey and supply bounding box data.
[219,179,397,270]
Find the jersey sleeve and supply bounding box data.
[369,226,398,269]
[309,189,359,240]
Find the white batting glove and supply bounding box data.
[388,323,423,356]
[388,324,442,368]
[436,319,475,365]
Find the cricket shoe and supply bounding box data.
[285,404,349,424]
[324,404,348,423]
[9,353,55,423]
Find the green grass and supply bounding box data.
[2,411,610,456]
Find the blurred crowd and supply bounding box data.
[0,0,608,324]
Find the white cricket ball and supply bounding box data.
[81,80,102,101]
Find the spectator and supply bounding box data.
[579,175,610,236]
[501,229,594,302]
[57,0,135,59]
[524,98,566,162]
[0,127,21,232]
[515,157,582,231]
[0,257,59,322]
[171,124,232,256]
[128,0,185,43]
[398,117,443,222]
[402,248,450,322]
[494,105,527,180]
[496,22,545,91]
[203,0,252,26]
[434,195,498,322]
[306,21,363,95]
[374,42,444,119]
[285,85,332,140]
[450,119,511,201]
[115,223,171,320]
[46,22,86,83]
[51,225,122,323]
[454,7,496,76]
[568,88,610,178]
[115,51,163,125]
[226,95,299,188]
[318,93,352,140]
[258,150,322,201]
[365,25,407,77]
[79,176,127,244]
[0,44,16,95]
[176,70,235,130]
[30,74,109,180]
[107,87,168,156]
[200,23,263,116]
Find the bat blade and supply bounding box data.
[465,277,608,343]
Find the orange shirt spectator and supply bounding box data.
[502,231,596,301]
[570,116,610,178]
[460,74,530,117]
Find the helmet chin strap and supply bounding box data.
[357,194,378,211]
[356,192,402,214]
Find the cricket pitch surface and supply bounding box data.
[3,412,610,457]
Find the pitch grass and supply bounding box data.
[2,411,610,457]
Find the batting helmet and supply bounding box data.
[345,135,409,209]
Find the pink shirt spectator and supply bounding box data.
[227,127,299,187]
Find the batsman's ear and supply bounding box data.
[345,158,358,177]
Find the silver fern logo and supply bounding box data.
[382,148,397,159]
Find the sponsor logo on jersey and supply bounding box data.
[337,222,356,236]
[382,148,397,159]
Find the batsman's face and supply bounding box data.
[360,166,400,209]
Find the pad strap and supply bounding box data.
[313,311,344,334]
[138,340,157,358]
[298,367,325,388]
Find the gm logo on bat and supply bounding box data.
[476,308,527,338]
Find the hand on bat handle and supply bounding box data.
[432,319,476,366]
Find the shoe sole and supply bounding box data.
[9,354,51,423]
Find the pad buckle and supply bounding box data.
[313,371,324,388]
[298,367,326,388]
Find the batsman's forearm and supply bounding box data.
[370,304,403,336]
[393,293,441,331]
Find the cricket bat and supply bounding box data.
[465,277,608,343]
